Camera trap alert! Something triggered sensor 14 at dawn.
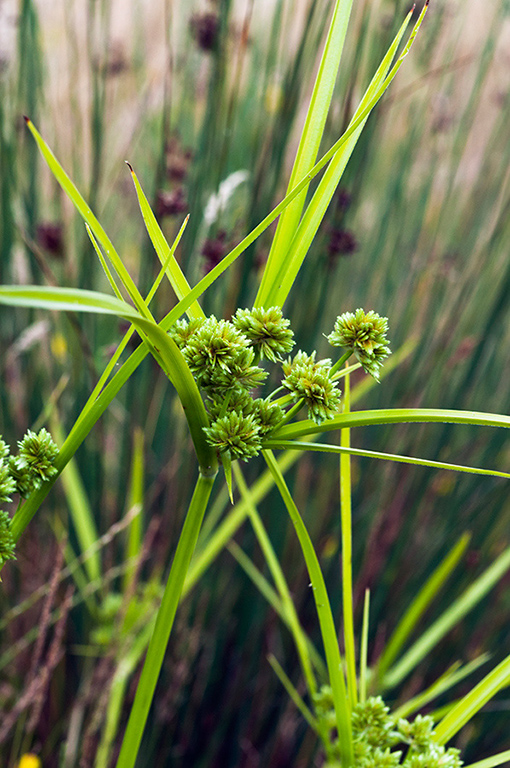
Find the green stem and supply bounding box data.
[330,350,352,376]
[340,370,357,707]
[262,449,353,766]
[115,469,217,768]
[277,398,305,429]
[233,463,317,698]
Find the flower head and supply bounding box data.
[168,318,205,349]
[0,509,16,568]
[251,398,284,436]
[203,411,262,461]
[232,307,294,362]
[0,439,16,504]
[0,438,9,461]
[328,308,390,380]
[14,428,59,495]
[316,694,463,768]
[282,351,341,424]
[182,316,265,392]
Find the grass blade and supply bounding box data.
[259,4,426,307]
[127,164,205,321]
[463,752,510,768]
[263,449,354,765]
[435,654,510,745]
[359,589,370,704]
[377,533,471,679]
[340,371,357,707]
[270,407,510,440]
[24,118,152,319]
[258,0,354,299]
[261,440,510,481]
[383,547,510,690]
[392,655,491,720]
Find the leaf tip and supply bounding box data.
[23,115,31,125]
[125,160,134,173]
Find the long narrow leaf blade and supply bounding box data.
[270,408,510,440]
[24,118,151,319]
[259,0,354,298]
[463,751,510,768]
[377,533,471,677]
[261,440,510,481]
[435,654,510,745]
[127,164,205,321]
[383,547,510,690]
[259,4,426,307]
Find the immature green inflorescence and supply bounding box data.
[0,440,16,504]
[328,308,390,381]
[282,350,342,425]
[9,428,59,498]
[232,306,295,363]
[181,316,267,391]
[0,509,16,567]
[315,691,462,768]
[172,311,291,461]
[171,307,389,461]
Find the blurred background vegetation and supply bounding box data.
[1,0,510,765]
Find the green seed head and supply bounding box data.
[282,350,341,424]
[203,411,263,461]
[316,694,463,768]
[0,456,16,504]
[0,509,16,567]
[328,308,390,380]
[251,398,284,436]
[232,306,295,362]
[182,316,267,392]
[15,428,59,493]
[0,438,10,462]
[168,318,205,349]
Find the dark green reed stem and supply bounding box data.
[115,469,217,768]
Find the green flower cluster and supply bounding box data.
[170,306,390,461]
[171,309,290,460]
[328,308,390,380]
[0,509,16,569]
[282,350,342,425]
[0,428,59,501]
[0,438,16,504]
[10,428,59,498]
[0,428,59,569]
[232,306,294,363]
[315,691,462,768]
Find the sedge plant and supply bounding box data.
[2,1,510,766]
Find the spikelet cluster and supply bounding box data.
[232,306,294,363]
[328,308,390,380]
[315,692,462,768]
[282,351,341,424]
[0,509,16,568]
[0,439,16,503]
[171,306,390,461]
[10,428,59,498]
[170,309,292,460]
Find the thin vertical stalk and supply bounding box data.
[233,462,317,698]
[262,449,353,766]
[115,469,217,768]
[359,590,370,704]
[340,370,357,707]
